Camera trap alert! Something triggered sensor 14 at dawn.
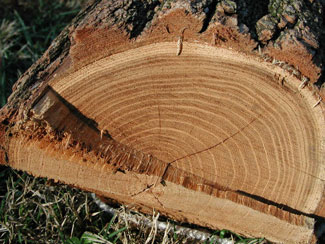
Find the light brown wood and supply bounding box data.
[51,43,325,215]
[1,1,325,243]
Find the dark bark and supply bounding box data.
[1,1,325,243]
[3,0,325,122]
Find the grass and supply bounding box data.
[0,167,133,243]
[0,0,86,107]
[0,1,269,243]
[0,167,267,244]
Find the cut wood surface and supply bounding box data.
[1,0,325,243]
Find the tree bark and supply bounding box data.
[1,0,325,243]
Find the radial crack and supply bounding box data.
[169,115,261,164]
[131,183,154,197]
[161,162,170,178]
[152,192,165,208]
[131,184,164,208]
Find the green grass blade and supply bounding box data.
[0,70,6,107]
[14,10,32,47]
[107,226,126,239]
[102,213,117,238]
[58,9,80,17]
[81,232,109,243]
[173,224,178,241]
[17,231,23,243]
[0,198,6,217]
[113,234,120,244]
[64,237,82,244]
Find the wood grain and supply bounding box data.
[50,43,325,215]
[1,1,325,243]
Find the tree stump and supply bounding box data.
[1,0,325,243]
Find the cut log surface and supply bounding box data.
[1,1,325,243]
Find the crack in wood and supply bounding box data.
[131,183,164,208]
[131,183,154,197]
[152,192,165,208]
[161,162,171,182]
[168,115,261,164]
[287,165,325,181]
[236,190,321,220]
[26,88,318,223]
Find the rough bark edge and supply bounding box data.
[1,0,324,123]
[0,86,315,228]
[0,0,324,242]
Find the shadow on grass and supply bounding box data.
[0,0,87,107]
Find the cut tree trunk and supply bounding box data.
[1,0,325,243]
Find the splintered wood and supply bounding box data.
[1,42,323,243]
[0,11,324,243]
